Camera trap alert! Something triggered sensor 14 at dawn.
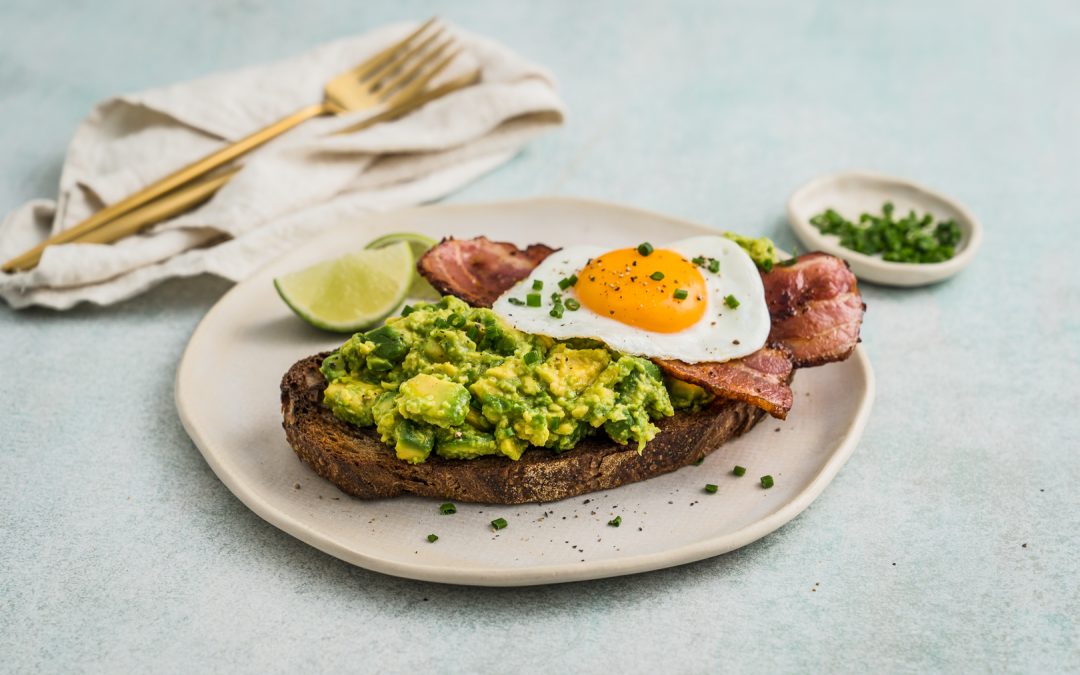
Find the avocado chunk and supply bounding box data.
[436,428,499,459]
[464,407,493,432]
[322,377,384,427]
[535,345,609,398]
[319,352,349,382]
[365,325,409,362]
[665,376,715,411]
[394,419,435,464]
[397,373,470,428]
[497,436,527,461]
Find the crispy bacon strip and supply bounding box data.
[417,236,558,308]
[763,253,865,368]
[417,238,865,419]
[654,348,794,418]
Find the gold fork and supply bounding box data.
[3,17,465,273]
[59,69,481,249]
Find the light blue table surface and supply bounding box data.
[2,1,1077,672]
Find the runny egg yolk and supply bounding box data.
[575,247,707,333]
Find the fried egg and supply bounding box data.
[491,236,770,363]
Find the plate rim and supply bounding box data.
[175,195,876,586]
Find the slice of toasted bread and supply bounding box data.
[281,353,767,504]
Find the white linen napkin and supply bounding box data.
[0,22,565,309]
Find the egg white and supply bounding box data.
[491,236,771,363]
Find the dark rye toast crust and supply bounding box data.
[281,352,770,504]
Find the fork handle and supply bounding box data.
[2,102,330,273]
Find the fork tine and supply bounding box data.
[348,17,438,82]
[382,45,463,109]
[331,68,480,136]
[364,26,444,87]
[376,38,453,101]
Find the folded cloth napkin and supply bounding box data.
[0,22,565,309]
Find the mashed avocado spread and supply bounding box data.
[320,296,713,464]
[723,232,778,269]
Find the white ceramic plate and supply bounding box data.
[788,170,982,286]
[176,197,874,586]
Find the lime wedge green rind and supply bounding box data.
[366,232,437,252]
[274,241,414,333]
[365,232,440,301]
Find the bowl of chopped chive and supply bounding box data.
[787,171,982,286]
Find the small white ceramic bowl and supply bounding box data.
[787,171,982,286]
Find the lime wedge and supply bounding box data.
[366,232,440,301]
[274,241,413,332]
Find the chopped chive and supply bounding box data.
[724,294,740,309]
[810,203,960,262]
[549,303,564,319]
[507,297,525,306]
[708,259,720,274]
[448,313,466,328]
[608,516,622,527]
[637,242,654,256]
[704,483,718,494]
[466,325,480,342]
[761,259,774,273]
[649,271,665,281]
[692,255,706,266]
[778,256,798,267]
[558,274,578,290]
[760,475,774,489]
[401,305,415,316]
[532,279,544,291]
[523,350,541,366]
[433,317,449,329]
[733,465,746,477]
[564,298,581,311]
[439,502,457,515]
[526,293,542,307]
[490,517,508,531]
[692,457,705,466]
[426,534,439,543]
[673,288,688,300]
